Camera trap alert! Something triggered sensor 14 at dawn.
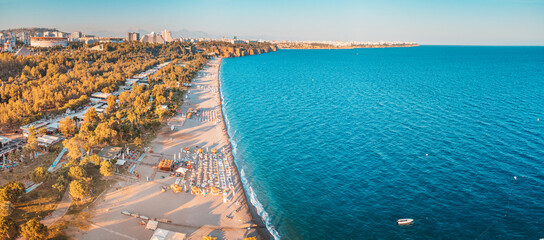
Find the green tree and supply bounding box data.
[0,216,18,239]
[105,95,117,114]
[69,180,90,201]
[68,166,86,180]
[20,218,48,240]
[81,155,102,166]
[51,176,67,195]
[25,136,38,154]
[38,127,47,136]
[0,202,13,217]
[83,107,98,124]
[133,137,142,148]
[100,160,114,177]
[32,167,50,183]
[0,182,25,203]
[27,126,37,138]
[63,137,81,160]
[94,121,117,144]
[58,117,76,137]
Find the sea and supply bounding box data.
[218,46,544,240]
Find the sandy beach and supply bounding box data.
[72,58,265,240]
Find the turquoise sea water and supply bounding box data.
[219,46,544,240]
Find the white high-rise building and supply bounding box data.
[126,32,140,42]
[71,31,82,39]
[161,29,173,42]
[140,32,165,44]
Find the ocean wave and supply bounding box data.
[219,67,281,240]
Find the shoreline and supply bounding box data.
[71,58,264,240]
[216,59,274,240]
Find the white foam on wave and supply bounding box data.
[219,68,281,240]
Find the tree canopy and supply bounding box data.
[100,160,114,177]
[0,216,18,239]
[31,167,50,183]
[0,181,25,203]
[69,180,90,201]
[20,218,48,240]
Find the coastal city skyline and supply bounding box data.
[1,0,543,45]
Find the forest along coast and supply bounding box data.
[72,58,264,240]
[0,41,276,239]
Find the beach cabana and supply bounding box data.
[97,146,123,161]
[175,167,188,174]
[210,187,221,196]
[191,186,202,195]
[158,159,173,171]
[211,149,217,154]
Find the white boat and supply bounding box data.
[397,218,414,225]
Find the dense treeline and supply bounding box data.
[195,41,277,58]
[0,41,196,128]
[61,54,207,153]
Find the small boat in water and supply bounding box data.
[397,218,414,225]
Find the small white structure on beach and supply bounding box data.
[146,220,159,231]
[149,228,186,240]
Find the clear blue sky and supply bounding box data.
[1,0,543,45]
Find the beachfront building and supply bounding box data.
[97,146,123,161]
[20,121,49,137]
[37,135,62,147]
[0,136,24,159]
[0,136,11,148]
[90,92,111,103]
[140,32,165,44]
[30,37,68,48]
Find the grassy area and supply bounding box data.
[11,177,60,224]
[67,175,116,214]
[0,142,65,227]
[0,143,63,186]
